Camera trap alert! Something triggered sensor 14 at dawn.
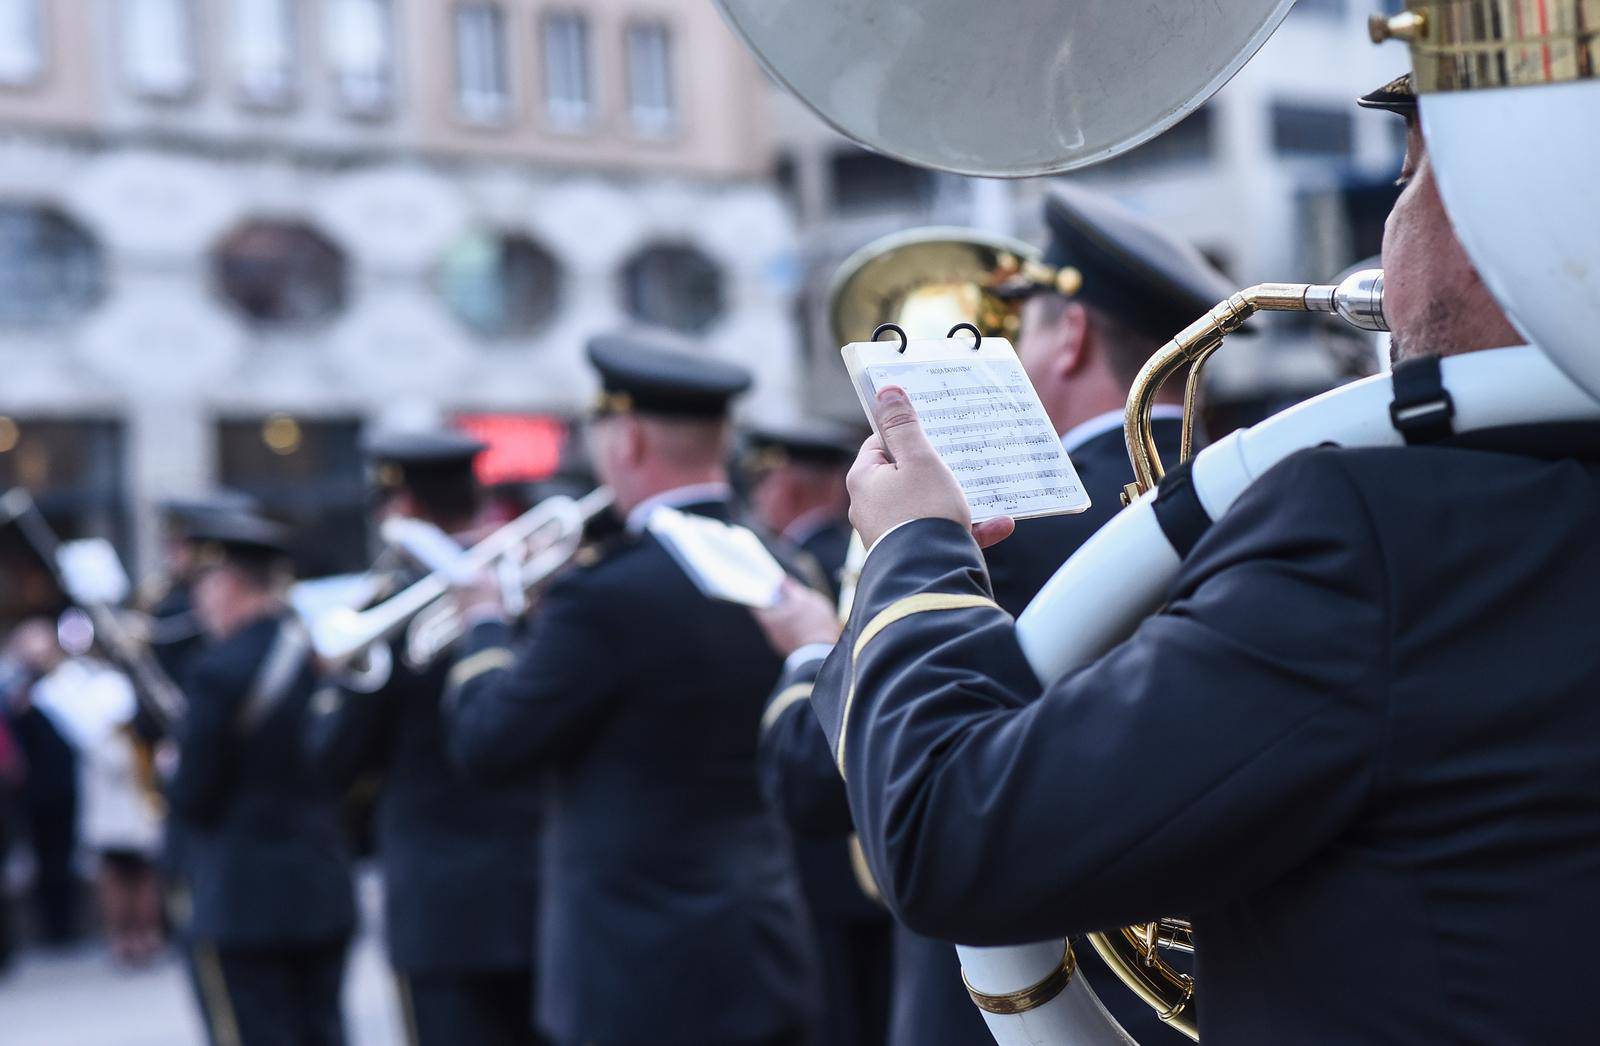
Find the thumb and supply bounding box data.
[874,386,936,464]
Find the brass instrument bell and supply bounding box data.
[828,228,1079,348]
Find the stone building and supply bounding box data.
[0,0,794,578]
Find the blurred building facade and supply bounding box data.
[0,0,796,578]
[774,0,1409,428]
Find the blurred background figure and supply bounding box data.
[741,423,861,598]
[145,494,264,686]
[0,681,22,972]
[740,421,890,1046]
[26,614,165,968]
[2,619,82,950]
[168,512,354,1046]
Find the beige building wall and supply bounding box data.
[409,0,770,176]
[0,0,99,132]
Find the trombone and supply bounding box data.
[303,487,614,690]
[0,488,187,730]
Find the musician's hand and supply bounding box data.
[453,570,508,628]
[848,387,1016,550]
[754,579,841,657]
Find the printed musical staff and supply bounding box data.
[856,353,1089,521]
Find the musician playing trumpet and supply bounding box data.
[793,76,1599,1044]
[301,431,545,1046]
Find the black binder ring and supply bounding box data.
[948,322,982,350]
[873,323,909,354]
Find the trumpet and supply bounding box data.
[305,487,613,690]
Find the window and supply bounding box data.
[439,232,562,339]
[232,0,297,108]
[0,206,105,327]
[1271,102,1355,157]
[326,0,394,115]
[121,0,198,100]
[0,419,129,622]
[625,22,675,137]
[1086,104,1215,176]
[828,149,937,215]
[212,220,348,329]
[542,11,592,129]
[620,244,724,334]
[0,0,44,88]
[454,2,510,125]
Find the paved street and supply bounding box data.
[0,872,406,1046]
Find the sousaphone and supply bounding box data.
[714,0,1600,1043]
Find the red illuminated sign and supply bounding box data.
[453,414,568,486]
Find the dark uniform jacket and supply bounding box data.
[793,518,853,599]
[149,584,207,688]
[760,419,1188,1046]
[302,581,541,974]
[169,613,355,949]
[445,495,818,1046]
[810,435,1600,1044]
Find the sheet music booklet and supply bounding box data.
[647,506,788,609]
[841,332,1091,522]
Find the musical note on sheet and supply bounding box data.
[856,353,1090,522]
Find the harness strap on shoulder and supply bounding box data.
[1151,461,1213,559]
[236,619,311,733]
[1390,355,1456,444]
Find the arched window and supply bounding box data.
[212,220,348,328]
[0,205,106,327]
[620,243,724,334]
[438,232,562,339]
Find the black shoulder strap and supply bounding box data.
[1151,461,1214,559]
[1389,355,1456,444]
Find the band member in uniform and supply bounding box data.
[443,330,819,1046]
[757,188,1229,1045]
[146,493,262,686]
[148,491,264,1042]
[743,424,860,597]
[743,422,891,1046]
[303,431,545,1046]
[168,513,355,1046]
[803,76,1600,1042]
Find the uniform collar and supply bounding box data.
[782,507,843,548]
[1060,404,1184,455]
[625,482,733,534]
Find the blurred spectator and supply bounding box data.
[2,619,80,947]
[30,641,165,967]
[0,673,24,971]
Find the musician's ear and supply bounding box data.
[1056,301,1092,377]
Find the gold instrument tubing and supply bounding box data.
[1124,283,1333,500]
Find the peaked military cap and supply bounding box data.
[363,429,486,492]
[588,330,753,419]
[185,510,292,571]
[162,490,262,531]
[743,421,863,472]
[1357,72,1417,116]
[1042,182,1238,342]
